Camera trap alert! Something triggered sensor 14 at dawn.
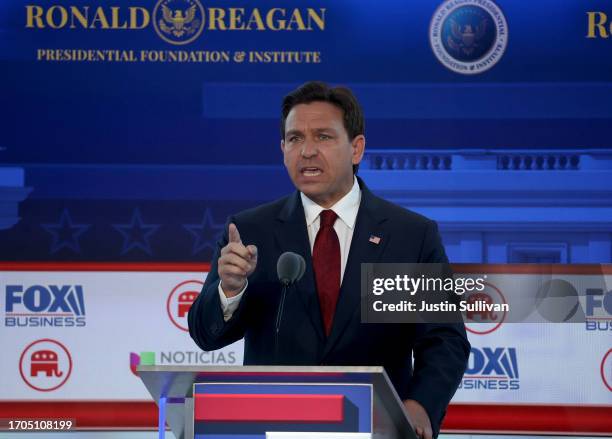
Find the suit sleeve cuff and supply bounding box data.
[218,280,247,322]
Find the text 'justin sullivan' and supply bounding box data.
[372,300,509,313]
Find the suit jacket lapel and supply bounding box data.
[274,191,326,342]
[322,180,389,359]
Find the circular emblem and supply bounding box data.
[535,279,581,322]
[429,0,508,75]
[167,280,203,331]
[463,282,507,335]
[19,339,73,392]
[153,0,206,46]
[601,349,612,392]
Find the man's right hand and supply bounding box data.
[218,223,258,297]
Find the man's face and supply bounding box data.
[281,101,365,208]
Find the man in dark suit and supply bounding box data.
[189,81,469,439]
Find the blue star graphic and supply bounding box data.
[183,208,224,255]
[113,208,160,256]
[42,209,91,254]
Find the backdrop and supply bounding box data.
[0,0,611,434]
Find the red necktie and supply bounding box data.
[312,209,341,336]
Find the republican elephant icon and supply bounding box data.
[30,350,63,377]
[178,291,198,317]
[466,292,498,321]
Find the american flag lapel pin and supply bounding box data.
[369,234,381,245]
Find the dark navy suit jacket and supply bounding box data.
[188,178,470,436]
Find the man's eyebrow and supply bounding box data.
[285,127,338,138]
[285,129,303,137]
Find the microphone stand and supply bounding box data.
[275,280,290,364]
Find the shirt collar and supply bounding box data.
[301,177,361,229]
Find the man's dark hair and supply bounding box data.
[281,81,364,174]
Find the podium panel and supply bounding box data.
[266,434,372,439]
[137,366,416,439]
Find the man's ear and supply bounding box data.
[351,135,366,166]
[280,139,285,153]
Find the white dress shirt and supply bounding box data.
[218,178,362,321]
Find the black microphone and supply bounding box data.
[277,251,306,286]
[275,252,306,362]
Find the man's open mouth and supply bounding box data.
[300,167,322,177]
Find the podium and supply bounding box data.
[138,365,417,439]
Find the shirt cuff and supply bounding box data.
[218,280,247,322]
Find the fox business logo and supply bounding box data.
[5,285,86,328]
[25,1,326,46]
[459,347,519,391]
[585,288,612,332]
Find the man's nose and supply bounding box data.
[301,139,318,158]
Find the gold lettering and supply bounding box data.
[266,8,285,31]
[586,11,609,38]
[110,7,127,29]
[25,6,326,33]
[91,7,110,29]
[287,9,305,31]
[208,8,226,30]
[46,6,68,29]
[130,7,149,29]
[307,8,325,31]
[246,9,265,30]
[228,8,245,30]
[69,6,89,29]
[26,5,45,28]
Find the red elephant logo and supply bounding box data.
[167,280,204,331]
[177,291,198,318]
[466,292,498,321]
[30,350,63,377]
[20,339,72,392]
